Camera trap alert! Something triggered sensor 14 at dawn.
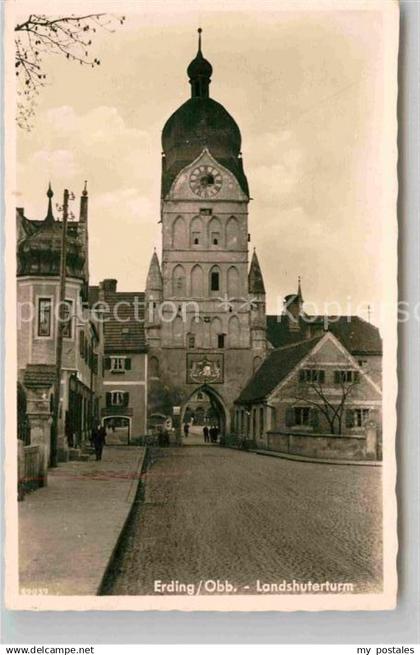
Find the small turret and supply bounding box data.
[284,277,304,331]
[248,249,266,354]
[248,249,265,295]
[146,250,163,296]
[145,250,163,348]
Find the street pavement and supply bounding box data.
[106,445,382,595]
[19,446,145,595]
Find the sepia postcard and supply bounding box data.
[4,0,399,611]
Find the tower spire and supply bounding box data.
[187,28,213,98]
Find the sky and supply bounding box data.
[15,1,393,323]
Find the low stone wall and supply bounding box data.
[266,428,377,461]
[18,441,46,500]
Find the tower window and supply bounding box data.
[192,232,200,245]
[217,334,225,349]
[211,271,220,291]
[211,232,220,245]
[188,334,195,349]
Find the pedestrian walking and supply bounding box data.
[93,423,106,461]
[183,422,190,438]
[203,425,209,443]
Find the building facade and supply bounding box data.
[92,279,147,442]
[17,183,103,462]
[235,328,382,461]
[145,33,267,432]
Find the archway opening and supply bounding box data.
[103,416,131,445]
[181,385,227,445]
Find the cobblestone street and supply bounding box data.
[105,446,382,595]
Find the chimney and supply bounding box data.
[100,279,117,293]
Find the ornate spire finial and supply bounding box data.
[297,276,303,302]
[82,180,88,197]
[187,27,212,98]
[45,182,54,222]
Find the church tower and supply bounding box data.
[146,30,266,431]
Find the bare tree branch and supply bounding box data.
[15,13,126,130]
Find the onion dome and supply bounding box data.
[161,29,249,198]
[17,184,85,279]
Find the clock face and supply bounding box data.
[189,165,223,198]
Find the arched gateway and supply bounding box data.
[181,385,227,436]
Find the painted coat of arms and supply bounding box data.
[187,354,224,384]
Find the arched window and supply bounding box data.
[191,264,204,297]
[211,317,222,349]
[149,356,160,378]
[208,216,222,247]
[228,315,241,347]
[253,356,262,372]
[209,266,221,294]
[227,265,240,297]
[190,216,203,247]
[172,216,186,249]
[172,315,184,346]
[226,216,239,249]
[172,264,186,296]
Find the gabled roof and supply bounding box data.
[102,291,146,353]
[236,336,323,404]
[266,315,382,355]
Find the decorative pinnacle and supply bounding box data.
[82,180,88,197]
[198,27,202,52]
[45,182,54,222]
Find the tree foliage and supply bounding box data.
[15,13,126,130]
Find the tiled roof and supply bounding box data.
[236,336,323,404]
[23,364,56,388]
[266,315,382,355]
[102,291,146,353]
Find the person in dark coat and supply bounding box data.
[93,423,106,461]
[203,426,209,443]
[183,422,189,438]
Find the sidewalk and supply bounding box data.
[19,445,146,595]
[252,448,382,467]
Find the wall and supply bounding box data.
[266,430,377,461]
